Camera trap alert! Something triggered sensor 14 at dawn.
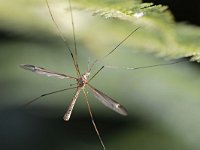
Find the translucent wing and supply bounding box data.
[20,64,76,79]
[88,84,128,116]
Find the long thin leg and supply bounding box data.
[88,66,104,83]
[68,0,81,77]
[63,88,81,121]
[23,87,77,108]
[103,27,140,59]
[88,27,140,71]
[82,89,106,150]
[45,0,80,77]
[104,59,187,70]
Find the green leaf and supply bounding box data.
[1,0,200,61]
[73,0,200,62]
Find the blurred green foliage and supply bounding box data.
[1,0,200,150]
[75,0,200,61]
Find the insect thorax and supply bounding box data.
[77,72,90,88]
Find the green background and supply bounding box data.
[1,0,200,150]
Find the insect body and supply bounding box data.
[20,64,128,120]
[20,62,128,150]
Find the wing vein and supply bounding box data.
[88,84,128,116]
[20,64,77,80]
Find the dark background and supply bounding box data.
[143,0,200,25]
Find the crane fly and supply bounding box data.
[20,64,128,118]
[20,0,137,149]
[20,0,186,149]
